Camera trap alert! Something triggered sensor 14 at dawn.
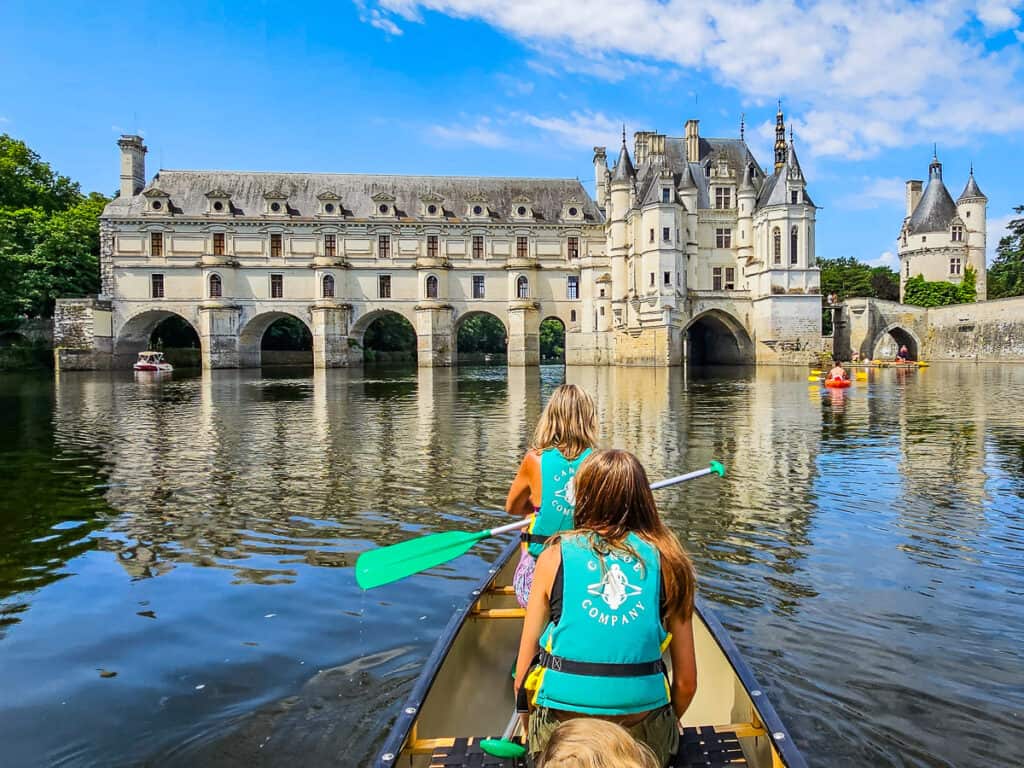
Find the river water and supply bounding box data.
[0,364,1021,767]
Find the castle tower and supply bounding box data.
[737,162,756,265]
[608,130,635,326]
[118,135,147,197]
[957,166,988,301]
[774,104,787,171]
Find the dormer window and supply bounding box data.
[951,224,964,242]
[561,198,584,222]
[662,188,671,203]
[317,191,343,217]
[143,188,171,214]
[512,196,533,220]
[466,195,490,219]
[205,189,232,215]
[421,193,444,219]
[264,190,289,216]
[791,190,800,205]
[372,192,396,217]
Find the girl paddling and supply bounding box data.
[505,384,599,608]
[513,449,698,767]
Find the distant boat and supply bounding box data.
[133,351,173,373]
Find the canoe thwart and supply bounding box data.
[426,728,751,767]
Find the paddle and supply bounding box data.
[355,461,726,590]
[479,710,526,759]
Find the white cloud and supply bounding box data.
[868,250,898,268]
[988,212,1020,264]
[354,0,406,34]
[515,110,622,149]
[836,176,907,211]
[495,73,534,96]
[364,0,1024,159]
[430,116,514,148]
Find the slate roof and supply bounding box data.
[756,140,815,208]
[103,170,603,223]
[958,171,986,202]
[611,143,635,182]
[907,172,958,234]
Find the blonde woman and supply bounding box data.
[537,718,659,768]
[505,384,599,607]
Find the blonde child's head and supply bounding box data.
[532,384,598,460]
[536,718,660,768]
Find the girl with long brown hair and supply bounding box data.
[505,384,599,607]
[513,449,698,767]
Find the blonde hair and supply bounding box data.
[531,384,598,460]
[537,718,660,768]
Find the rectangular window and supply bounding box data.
[270,273,283,298]
[950,257,962,275]
[472,235,484,259]
[151,232,163,257]
[567,236,579,259]
[662,227,671,242]
[663,271,671,286]
[712,267,723,291]
[213,232,225,256]
[649,272,655,287]
[516,236,528,259]
[599,287,606,298]
[567,275,579,300]
[324,234,336,258]
[151,273,164,298]
[270,233,282,257]
[378,274,391,299]
[472,275,485,299]
[725,267,736,290]
[716,228,732,248]
[951,225,964,242]
[379,235,391,259]
[649,228,655,243]
[427,235,439,259]
[791,190,800,205]
[715,188,732,209]
[662,188,670,203]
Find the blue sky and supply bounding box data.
[3,0,1022,267]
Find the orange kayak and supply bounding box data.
[824,378,851,388]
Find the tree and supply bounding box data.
[988,206,1024,299]
[539,318,565,361]
[869,266,900,301]
[457,314,506,353]
[818,257,900,303]
[903,266,976,307]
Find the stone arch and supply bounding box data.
[351,308,417,363]
[454,310,508,364]
[540,315,566,363]
[238,311,313,368]
[0,331,28,348]
[115,309,201,367]
[685,309,754,365]
[871,323,920,361]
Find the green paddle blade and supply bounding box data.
[478,739,527,759]
[710,460,726,477]
[356,529,489,590]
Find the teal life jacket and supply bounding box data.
[522,447,592,557]
[530,532,670,715]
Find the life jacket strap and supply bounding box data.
[537,650,666,678]
[521,531,550,546]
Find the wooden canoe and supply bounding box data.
[376,538,808,768]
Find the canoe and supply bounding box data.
[823,378,851,388]
[376,538,807,768]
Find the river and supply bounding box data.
[0,364,1021,767]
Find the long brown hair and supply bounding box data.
[568,449,696,623]
[531,384,598,460]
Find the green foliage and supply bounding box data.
[988,206,1024,299]
[0,135,108,321]
[363,313,415,352]
[903,266,977,307]
[150,315,201,349]
[539,318,565,361]
[457,314,506,353]
[818,256,899,300]
[261,316,313,350]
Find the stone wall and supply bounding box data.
[923,296,1024,361]
[53,298,114,370]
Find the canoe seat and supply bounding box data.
[671,726,746,767]
[428,737,526,767]
[427,727,745,768]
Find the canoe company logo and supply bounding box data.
[587,563,642,610]
[556,477,576,507]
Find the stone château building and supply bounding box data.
[898,153,987,302]
[55,109,824,369]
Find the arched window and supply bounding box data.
[772,227,781,265]
[322,274,335,298]
[208,273,222,298]
[790,227,799,265]
[426,274,438,299]
[516,275,529,299]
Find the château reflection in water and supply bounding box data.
[0,363,1018,767]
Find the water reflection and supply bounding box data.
[0,364,1020,767]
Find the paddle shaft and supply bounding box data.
[486,464,721,536]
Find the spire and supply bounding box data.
[958,165,987,202]
[929,147,942,181]
[679,162,695,191]
[740,112,745,142]
[611,129,635,184]
[787,132,804,182]
[740,161,753,191]
[774,104,787,171]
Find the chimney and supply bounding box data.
[684,120,700,163]
[118,135,147,197]
[905,179,922,217]
[633,132,650,166]
[593,146,608,206]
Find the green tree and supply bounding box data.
[539,318,565,361]
[988,206,1024,299]
[903,266,976,307]
[363,313,415,352]
[818,257,900,301]
[0,135,80,212]
[869,266,900,301]
[457,314,506,353]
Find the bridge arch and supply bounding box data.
[351,308,417,363]
[685,309,754,365]
[871,323,920,361]
[540,315,567,363]
[115,308,201,367]
[239,311,313,367]
[455,310,508,364]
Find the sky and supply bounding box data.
[2,0,1022,268]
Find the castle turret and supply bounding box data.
[609,130,635,306]
[957,165,988,300]
[737,162,756,264]
[118,135,147,198]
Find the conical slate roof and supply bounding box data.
[958,170,986,201]
[908,159,958,234]
[611,140,635,183]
